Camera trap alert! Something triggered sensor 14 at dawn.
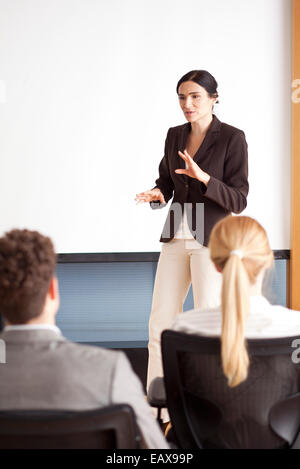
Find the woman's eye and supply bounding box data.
[192,95,200,99]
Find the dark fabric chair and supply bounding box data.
[0,404,142,449]
[148,330,300,449]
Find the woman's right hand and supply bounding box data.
[135,188,166,205]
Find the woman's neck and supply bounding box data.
[190,113,214,136]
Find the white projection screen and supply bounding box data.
[0,0,291,253]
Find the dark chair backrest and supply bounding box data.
[0,404,142,449]
[161,330,300,449]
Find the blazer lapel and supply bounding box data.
[193,115,222,164]
[176,123,190,183]
[178,123,190,167]
[176,115,222,181]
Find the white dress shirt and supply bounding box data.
[174,162,194,240]
[4,324,61,335]
[174,208,194,239]
[172,295,300,338]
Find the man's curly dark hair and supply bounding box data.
[0,229,56,324]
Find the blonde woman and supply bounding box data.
[173,215,300,387]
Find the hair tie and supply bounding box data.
[230,250,243,259]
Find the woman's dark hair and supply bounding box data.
[176,70,219,103]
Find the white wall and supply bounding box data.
[0,0,291,252]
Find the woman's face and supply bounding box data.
[178,81,217,123]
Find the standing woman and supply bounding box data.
[135,70,249,398]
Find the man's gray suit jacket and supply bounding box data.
[0,328,168,449]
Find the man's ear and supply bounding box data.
[48,276,57,300]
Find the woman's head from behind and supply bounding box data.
[209,216,273,387]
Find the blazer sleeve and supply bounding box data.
[110,352,169,449]
[150,128,174,210]
[203,130,249,213]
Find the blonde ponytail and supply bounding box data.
[221,254,250,387]
[209,216,273,387]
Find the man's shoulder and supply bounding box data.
[49,338,126,373]
[59,339,123,361]
[51,340,131,387]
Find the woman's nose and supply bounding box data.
[184,97,193,107]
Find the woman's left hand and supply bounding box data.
[175,150,211,186]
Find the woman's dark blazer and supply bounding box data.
[151,114,249,246]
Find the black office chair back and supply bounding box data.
[0,404,141,449]
[161,330,300,449]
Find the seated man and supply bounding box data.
[0,229,168,449]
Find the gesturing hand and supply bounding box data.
[135,188,166,205]
[175,150,210,186]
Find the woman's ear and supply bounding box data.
[214,262,223,273]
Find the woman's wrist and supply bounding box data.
[198,172,211,186]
